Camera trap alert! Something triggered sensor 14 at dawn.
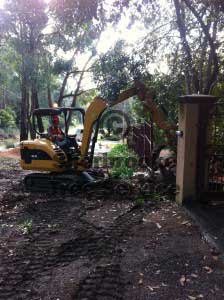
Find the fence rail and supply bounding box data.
[206,101,224,196]
[127,121,153,166]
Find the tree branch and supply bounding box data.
[174,0,195,93]
[183,0,219,94]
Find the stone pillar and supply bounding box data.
[176,95,217,205]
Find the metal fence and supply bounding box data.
[206,101,224,194]
[127,121,153,166]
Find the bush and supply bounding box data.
[108,144,130,158]
[0,107,16,128]
[5,141,15,149]
[108,144,137,179]
[134,196,145,206]
[111,163,134,179]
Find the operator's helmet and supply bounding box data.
[52,115,59,124]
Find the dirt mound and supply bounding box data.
[0,146,20,158]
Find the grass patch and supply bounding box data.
[19,219,33,235]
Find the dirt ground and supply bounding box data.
[0,147,20,159]
[0,157,224,300]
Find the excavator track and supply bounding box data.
[24,171,96,193]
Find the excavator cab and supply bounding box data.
[32,107,85,140]
[33,107,86,158]
[20,107,85,173]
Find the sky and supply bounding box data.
[0,0,50,7]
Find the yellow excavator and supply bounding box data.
[20,80,176,191]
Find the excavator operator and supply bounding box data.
[48,115,66,146]
[48,115,80,151]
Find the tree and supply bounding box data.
[0,106,16,128]
[93,40,149,101]
[173,0,220,94]
[117,0,223,94]
[0,0,48,140]
[0,0,127,140]
[0,44,21,110]
[146,72,185,123]
[54,55,94,108]
[47,0,105,108]
[48,0,132,109]
[91,36,186,147]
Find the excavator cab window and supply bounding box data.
[32,108,85,140]
[66,109,84,138]
[33,110,65,138]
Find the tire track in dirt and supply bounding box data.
[0,194,94,299]
[0,197,145,300]
[73,263,124,300]
[0,160,150,300]
[56,206,144,261]
[69,207,145,300]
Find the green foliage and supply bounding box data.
[49,0,105,52]
[19,219,33,235]
[151,193,161,201]
[0,107,16,128]
[134,193,161,206]
[130,97,151,123]
[108,144,130,158]
[134,196,145,206]
[93,40,149,101]
[128,74,182,145]
[5,141,15,149]
[93,41,129,101]
[130,96,167,145]
[111,163,134,179]
[124,0,222,94]
[0,45,21,111]
[147,73,185,123]
[130,73,184,125]
[78,89,98,107]
[108,144,137,179]
[53,59,73,75]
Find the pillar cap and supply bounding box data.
[180,94,218,104]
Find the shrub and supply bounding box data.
[134,196,145,206]
[0,107,16,128]
[19,219,33,235]
[5,141,15,149]
[111,163,134,179]
[108,144,137,178]
[108,144,131,158]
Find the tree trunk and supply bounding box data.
[57,72,71,107]
[31,84,44,137]
[20,78,29,141]
[66,71,84,127]
[183,0,219,94]
[174,0,199,93]
[47,85,53,108]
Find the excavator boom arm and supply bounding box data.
[78,81,176,170]
[77,97,107,170]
